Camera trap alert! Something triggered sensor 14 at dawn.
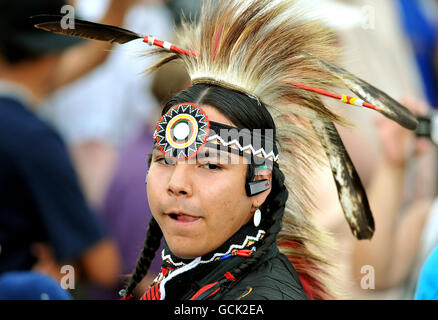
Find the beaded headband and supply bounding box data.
[153,103,279,167]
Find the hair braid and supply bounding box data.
[226,165,288,283]
[123,217,163,299]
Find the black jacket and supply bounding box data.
[217,246,309,300]
[162,244,309,300]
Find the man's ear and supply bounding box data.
[248,169,272,210]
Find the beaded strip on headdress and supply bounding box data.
[153,102,279,166]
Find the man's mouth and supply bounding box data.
[166,212,201,223]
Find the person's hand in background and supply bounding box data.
[31,243,65,283]
[352,96,435,290]
[374,95,431,167]
[31,238,121,289]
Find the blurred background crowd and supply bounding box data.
[0,0,437,300]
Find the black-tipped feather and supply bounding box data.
[32,15,143,44]
[317,58,418,131]
[312,115,375,240]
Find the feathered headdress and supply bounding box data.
[34,0,418,298]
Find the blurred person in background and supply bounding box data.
[352,98,438,299]
[0,0,146,297]
[298,0,438,299]
[39,0,174,211]
[347,0,438,300]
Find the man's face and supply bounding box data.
[146,106,255,259]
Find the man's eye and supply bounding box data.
[155,157,176,165]
[201,162,221,170]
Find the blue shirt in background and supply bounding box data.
[415,245,438,300]
[0,96,105,274]
[398,0,438,108]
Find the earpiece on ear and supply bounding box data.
[246,179,271,197]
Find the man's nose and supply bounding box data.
[167,163,193,197]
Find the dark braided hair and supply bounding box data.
[225,164,288,286]
[123,214,162,298]
[123,84,287,298]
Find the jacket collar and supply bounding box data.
[153,222,269,300]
